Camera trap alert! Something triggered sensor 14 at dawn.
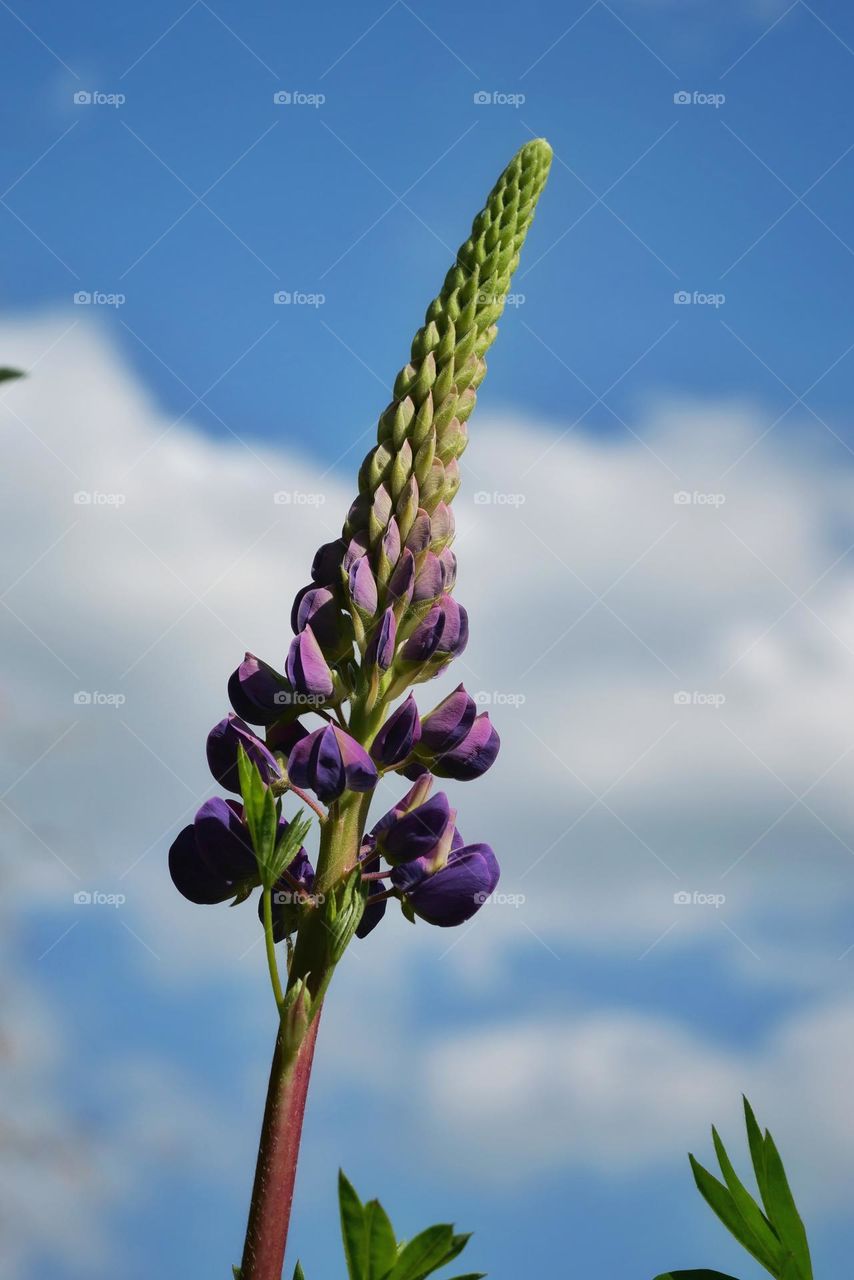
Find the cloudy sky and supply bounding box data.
[3,2,854,1278]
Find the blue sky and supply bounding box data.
[4,3,854,1279]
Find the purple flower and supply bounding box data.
[287,723,378,802]
[391,840,500,927]
[349,555,378,615]
[434,595,468,656]
[228,653,290,727]
[405,510,432,554]
[375,790,456,869]
[420,684,477,752]
[388,548,416,604]
[430,712,500,781]
[311,538,345,585]
[343,532,370,573]
[381,518,401,567]
[169,796,285,905]
[266,719,309,758]
[439,547,457,590]
[365,607,397,671]
[260,846,316,942]
[291,585,348,656]
[430,502,455,547]
[413,552,444,603]
[207,714,282,794]
[285,625,334,699]
[401,605,446,662]
[355,855,388,939]
[370,693,421,768]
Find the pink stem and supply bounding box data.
[239,1011,322,1280]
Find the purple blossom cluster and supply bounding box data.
[170,497,501,934]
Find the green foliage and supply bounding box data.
[655,1098,812,1280]
[337,1170,483,1280]
[0,367,23,382]
[236,744,312,889]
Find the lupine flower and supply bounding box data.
[370,693,421,767]
[388,547,415,603]
[430,711,500,781]
[401,605,447,662]
[169,798,302,905]
[348,555,378,617]
[391,839,499,927]
[285,625,334,699]
[365,607,397,672]
[228,653,290,726]
[310,538,345,585]
[261,847,316,942]
[207,713,282,794]
[412,552,444,603]
[420,684,477,752]
[375,791,456,870]
[291,585,349,658]
[354,855,388,939]
[287,723,378,802]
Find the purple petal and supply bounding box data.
[380,791,454,865]
[285,626,334,699]
[420,684,477,751]
[405,509,432,554]
[388,548,415,604]
[432,712,500,781]
[404,843,500,926]
[334,726,379,792]
[413,552,444,603]
[370,694,421,768]
[365,607,397,671]
[401,606,445,662]
[169,824,234,904]
[349,555,378,615]
[194,796,257,881]
[311,539,345,585]
[228,653,290,727]
[206,713,281,794]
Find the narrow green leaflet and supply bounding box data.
[710,1127,780,1272]
[293,1264,306,1280]
[743,1098,771,1209]
[237,745,279,886]
[269,809,312,886]
[388,1224,461,1280]
[0,367,23,382]
[339,1169,369,1280]
[689,1156,772,1273]
[365,1197,399,1280]
[760,1133,812,1280]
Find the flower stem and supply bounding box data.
[239,1012,321,1280]
[261,885,284,1010]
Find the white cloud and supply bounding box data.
[422,998,854,1209]
[3,313,854,1268]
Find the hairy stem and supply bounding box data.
[239,1013,321,1280]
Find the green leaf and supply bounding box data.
[389,1224,457,1280]
[232,1268,242,1279]
[711,1127,780,1273]
[0,367,23,383]
[689,1156,774,1273]
[339,1169,368,1280]
[237,744,280,887]
[364,1197,398,1280]
[743,1098,771,1209]
[761,1132,813,1280]
[445,1275,486,1280]
[293,1264,306,1280]
[269,809,313,886]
